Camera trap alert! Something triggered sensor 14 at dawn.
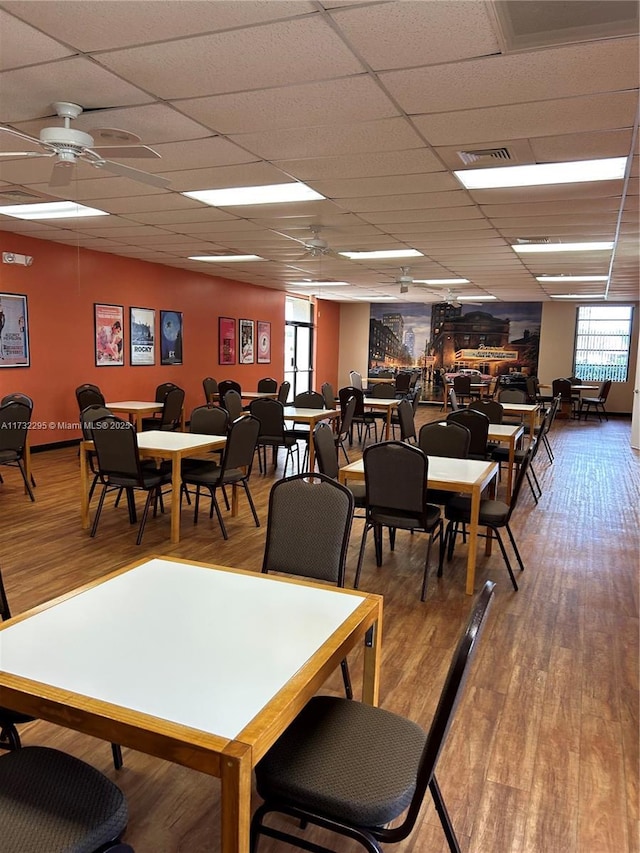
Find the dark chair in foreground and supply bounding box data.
[81,404,114,502]
[0,567,124,773]
[355,442,443,602]
[0,746,133,853]
[579,379,612,422]
[314,421,365,512]
[250,580,496,853]
[202,376,218,406]
[0,401,34,501]
[262,473,355,698]
[141,385,184,431]
[90,415,171,545]
[181,414,260,538]
[419,420,471,507]
[443,446,533,591]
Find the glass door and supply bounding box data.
[284,297,314,401]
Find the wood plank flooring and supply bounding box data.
[0,407,637,853]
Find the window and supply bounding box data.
[284,297,314,398]
[573,305,633,382]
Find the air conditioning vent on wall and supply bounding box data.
[456,147,512,165]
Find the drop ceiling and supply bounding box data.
[0,0,637,304]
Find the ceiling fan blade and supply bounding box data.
[0,124,42,148]
[91,158,171,189]
[0,151,50,158]
[90,144,160,160]
[49,161,74,188]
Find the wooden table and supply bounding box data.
[241,391,278,401]
[362,397,400,440]
[500,402,540,440]
[0,557,382,853]
[80,430,227,543]
[283,406,340,471]
[538,385,599,418]
[106,400,186,432]
[488,423,524,501]
[339,455,498,595]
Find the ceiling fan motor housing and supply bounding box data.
[39,126,94,157]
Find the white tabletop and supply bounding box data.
[362,398,399,407]
[0,558,366,740]
[340,455,495,485]
[488,424,524,440]
[136,430,226,452]
[106,400,160,410]
[500,402,539,413]
[283,406,339,418]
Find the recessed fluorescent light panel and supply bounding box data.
[339,249,423,260]
[289,281,351,287]
[0,201,109,220]
[512,242,614,253]
[549,294,606,299]
[456,295,497,301]
[188,255,263,262]
[455,157,627,190]
[536,275,609,282]
[352,295,398,301]
[182,182,324,206]
[413,278,470,285]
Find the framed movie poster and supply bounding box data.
[257,320,271,364]
[239,318,254,364]
[130,307,155,366]
[94,303,124,366]
[160,310,183,365]
[219,316,236,365]
[0,293,29,367]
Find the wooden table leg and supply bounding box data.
[385,409,392,440]
[506,437,515,502]
[465,485,480,595]
[80,441,91,529]
[221,742,252,853]
[169,454,181,544]
[308,428,316,471]
[23,435,32,495]
[362,604,382,706]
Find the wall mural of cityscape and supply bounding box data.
[369,302,543,381]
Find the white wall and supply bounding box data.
[338,300,639,414]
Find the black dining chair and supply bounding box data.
[0,401,34,502]
[75,383,105,412]
[257,377,278,393]
[250,581,496,853]
[447,409,491,460]
[202,376,218,406]
[141,386,184,431]
[249,398,300,475]
[314,421,366,513]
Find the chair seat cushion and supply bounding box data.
[348,483,366,507]
[0,450,20,463]
[255,695,426,827]
[182,462,221,485]
[446,495,509,525]
[0,746,127,853]
[370,505,440,531]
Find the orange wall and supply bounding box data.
[315,298,340,391]
[0,231,287,447]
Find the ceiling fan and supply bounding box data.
[298,226,340,259]
[0,102,170,189]
[394,269,481,306]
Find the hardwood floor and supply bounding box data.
[1,407,637,853]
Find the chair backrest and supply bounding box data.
[448,388,460,411]
[221,414,260,474]
[551,378,572,401]
[467,399,504,424]
[189,405,228,436]
[277,381,290,404]
[80,404,113,440]
[262,473,354,585]
[154,382,178,403]
[598,379,612,401]
[249,398,287,441]
[396,398,416,443]
[567,376,581,385]
[321,382,335,410]
[419,420,471,458]
[397,581,496,839]
[447,409,489,458]
[349,370,362,390]
[338,385,365,416]
[525,376,538,401]
[91,415,143,483]
[370,382,396,399]
[75,384,105,410]
[294,391,324,409]
[257,377,278,393]
[498,387,527,404]
[395,372,412,394]
[202,376,218,405]
[218,379,242,400]
[314,423,339,479]
[363,441,429,517]
[223,389,243,421]
[0,402,30,454]
[337,394,357,442]
[453,375,471,394]
[158,386,185,429]
[377,370,394,379]
[1,393,33,410]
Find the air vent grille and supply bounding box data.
[457,147,512,165]
[516,237,551,244]
[0,185,50,202]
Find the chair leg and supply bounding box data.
[429,774,463,853]
[492,527,518,591]
[136,490,156,545]
[373,523,383,566]
[16,460,35,502]
[505,523,526,573]
[90,485,108,538]
[211,489,228,540]
[421,531,435,602]
[354,523,372,588]
[0,722,22,751]
[111,742,123,770]
[340,659,353,700]
[242,481,260,528]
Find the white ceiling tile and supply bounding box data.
[329,0,499,70]
[163,161,295,192]
[0,9,74,70]
[468,180,624,205]
[5,1,315,51]
[310,172,459,198]
[98,17,364,99]
[274,148,444,181]
[530,129,634,162]
[412,91,639,147]
[338,191,473,212]
[380,38,639,113]
[175,76,398,134]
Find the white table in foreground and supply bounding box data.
[80,430,227,543]
[0,557,383,853]
[339,455,498,595]
[283,406,340,470]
